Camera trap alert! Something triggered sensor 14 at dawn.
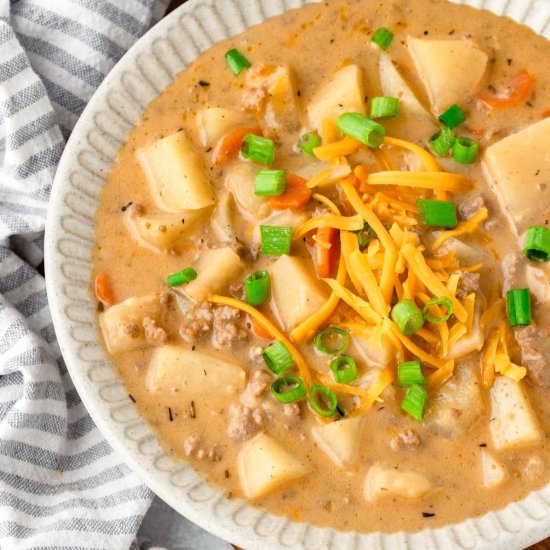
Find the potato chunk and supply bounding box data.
[238,433,309,498]
[99,294,162,355]
[447,299,483,360]
[307,65,366,133]
[127,210,206,251]
[407,38,488,113]
[480,448,508,488]
[183,247,245,302]
[490,376,543,451]
[353,327,396,368]
[365,464,432,501]
[224,161,271,220]
[483,117,550,235]
[138,131,215,212]
[147,345,246,404]
[270,255,329,331]
[311,417,364,467]
[196,108,254,148]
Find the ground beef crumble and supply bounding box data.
[227,403,264,441]
[142,317,168,346]
[454,271,481,299]
[390,429,421,451]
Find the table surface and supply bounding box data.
[137,2,550,549]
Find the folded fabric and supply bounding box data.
[0,1,170,548]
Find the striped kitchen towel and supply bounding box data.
[0,1,170,548]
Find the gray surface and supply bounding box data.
[139,496,232,549]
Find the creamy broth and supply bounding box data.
[92,0,550,535]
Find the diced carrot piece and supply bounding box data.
[95,272,114,307]
[269,174,312,211]
[213,127,263,166]
[314,227,339,279]
[478,70,535,110]
[249,314,273,340]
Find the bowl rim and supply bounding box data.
[44,1,550,548]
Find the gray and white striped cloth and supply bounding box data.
[0,1,171,548]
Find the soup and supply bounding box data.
[92,0,550,534]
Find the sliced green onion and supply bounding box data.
[438,104,466,129]
[391,299,424,336]
[428,126,456,157]
[330,356,358,384]
[255,170,286,196]
[337,113,386,149]
[263,341,293,375]
[370,97,400,119]
[167,267,197,287]
[308,385,338,418]
[242,134,275,165]
[372,27,394,50]
[225,48,252,75]
[245,271,270,305]
[423,296,454,325]
[523,226,550,262]
[398,361,426,387]
[271,375,306,403]
[314,327,350,355]
[297,132,321,156]
[452,137,478,165]
[355,222,376,250]
[416,199,458,228]
[260,225,293,256]
[506,288,532,327]
[401,384,428,422]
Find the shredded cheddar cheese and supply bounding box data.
[383,136,440,172]
[340,231,364,295]
[306,164,352,189]
[349,250,389,316]
[322,118,338,144]
[350,366,395,415]
[313,193,341,214]
[367,171,468,193]
[293,213,364,240]
[322,278,382,324]
[432,208,489,249]
[313,136,363,162]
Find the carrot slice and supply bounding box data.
[269,174,313,211]
[249,314,273,340]
[95,272,114,307]
[213,127,263,166]
[314,227,339,279]
[478,70,535,110]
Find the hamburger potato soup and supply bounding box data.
[92,0,550,534]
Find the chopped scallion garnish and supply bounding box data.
[225,48,252,75]
[166,267,197,287]
[401,384,428,422]
[452,136,478,165]
[255,170,286,196]
[242,134,275,165]
[438,104,466,129]
[271,375,306,403]
[330,355,358,384]
[297,131,321,156]
[372,27,394,50]
[355,221,376,250]
[308,385,338,418]
[391,299,424,336]
[423,296,454,325]
[245,270,270,306]
[417,199,458,228]
[428,126,456,157]
[260,225,293,256]
[337,113,386,148]
[398,361,426,387]
[523,226,550,262]
[506,288,532,327]
[370,96,400,119]
[314,327,350,355]
[263,341,293,375]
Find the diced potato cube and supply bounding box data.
[379,53,437,141]
[184,247,245,302]
[238,433,309,498]
[480,448,508,488]
[365,463,432,501]
[311,417,364,467]
[225,161,271,220]
[99,294,162,355]
[146,345,246,405]
[526,264,550,303]
[353,327,396,368]
[196,108,254,148]
[483,117,550,235]
[307,65,366,133]
[490,376,543,451]
[407,38,488,113]
[138,131,215,212]
[270,255,329,331]
[438,238,485,266]
[447,300,484,360]
[128,210,206,251]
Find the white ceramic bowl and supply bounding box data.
[45,1,550,548]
